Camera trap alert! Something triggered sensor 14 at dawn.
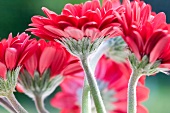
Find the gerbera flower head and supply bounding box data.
[17,39,82,98]
[28,0,123,41]
[115,0,170,74]
[0,32,37,79]
[27,0,124,57]
[50,56,149,113]
[0,33,37,96]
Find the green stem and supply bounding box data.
[0,97,17,113]
[82,77,91,113]
[128,69,141,113]
[80,56,106,113]
[6,92,28,113]
[34,94,49,113]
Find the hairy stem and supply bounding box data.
[0,97,17,113]
[80,56,106,113]
[128,69,141,113]
[34,94,49,113]
[6,92,28,113]
[82,77,91,113]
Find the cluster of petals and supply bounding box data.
[23,39,81,77]
[0,33,37,79]
[51,56,149,113]
[115,0,170,64]
[27,0,170,66]
[28,0,124,41]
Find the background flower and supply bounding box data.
[51,56,149,113]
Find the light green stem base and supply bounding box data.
[82,77,91,113]
[34,94,49,113]
[128,70,141,113]
[80,56,106,113]
[6,93,28,113]
[0,97,16,113]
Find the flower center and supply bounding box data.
[76,79,117,113]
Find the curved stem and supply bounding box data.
[0,97,17,113]
[89,38,115,72]
[128,69,141,113]
[34,94,49,113]
[82,77,91,113]
[6,92,28,113]
[80,56,106,113]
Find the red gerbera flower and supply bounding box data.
[0,33,37,79]
[16,39,82,93]
[51,56,149,113]
[115,0,170,64]
[27,0,123,41]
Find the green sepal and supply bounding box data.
[128,53,139,69]
[0,67,21,97]
[44,75,63,98]
[106,36,128,63]
[128,53,163,76]
[19,69,64,99]
[57,37,105,57]
[137,55,149,69]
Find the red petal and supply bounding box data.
[44,25,69,37]
[136,85,150,102]
[42,7,58,20]
[114,101,126,112]
[50,47,67,77]
[82,1,92,15]
[60,107,80,113]
[102,0,113,11]
[152,12,166,30]
[0,62,7,79]
[64,27,84,40]
[39,46,56,74]
[137,105,148,113]
[62,60,83,76]
[63,4,77,16]
[150,35,170,63]
[16,83,24,93]
[84,10,101,24]
[18,39,38,66]
[103,0,121,10]
[84,28,100,41]
[91,0,101,11]
[50,92,77,109]
[0,42,5,62]
[5,48,17,70]
[60,76,83,94]
[144,30,167,55]
[24,54,37,76]
[82,22,98,31]
[140,5,151,25]
[99,15,115,30]
[126,36,141,60]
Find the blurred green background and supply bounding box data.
[0,0,170,113]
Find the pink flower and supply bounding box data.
[16,39,82,93]
[25,39,81,77]
[0,33,37,79]
[115,0,170,64]
[50,56,149,113]
[27,0,124,41]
